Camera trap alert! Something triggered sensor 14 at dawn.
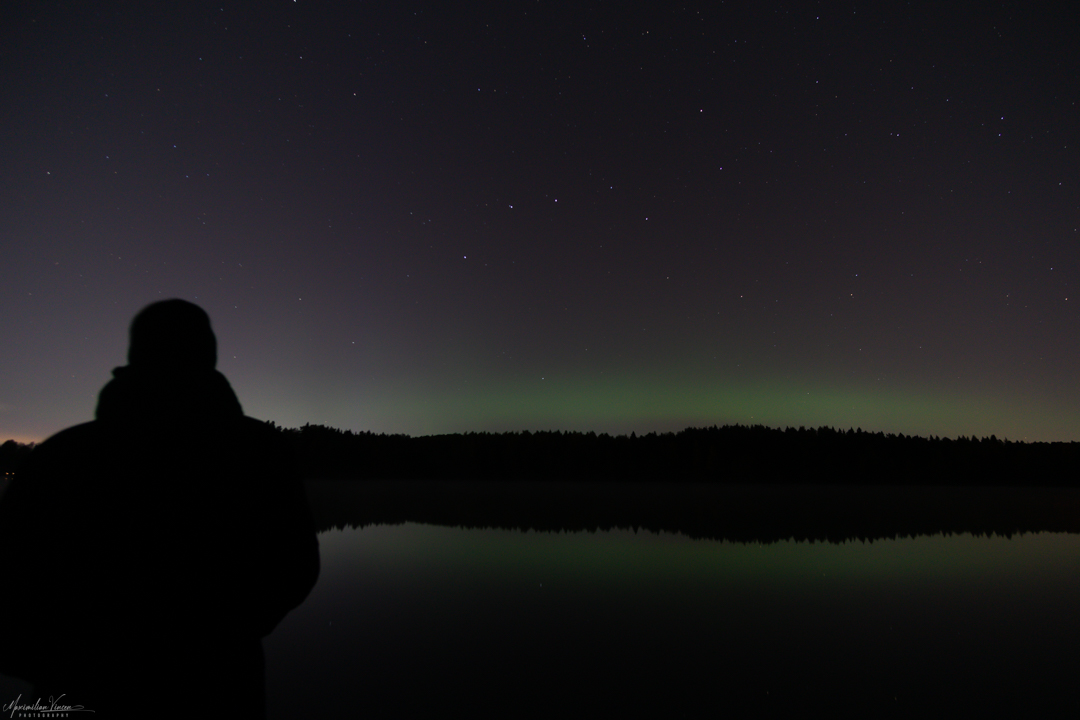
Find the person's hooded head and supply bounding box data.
[96,299,242,422]
[127,299,218,373]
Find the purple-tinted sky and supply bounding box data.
[3,1,1078,443]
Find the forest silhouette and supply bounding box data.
[8,422,1074,487]
[5,422,1078,544]
[266,422,1078,486]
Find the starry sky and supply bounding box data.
[3,1,1078,444]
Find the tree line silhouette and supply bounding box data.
[268,422,1078,487]
[5,424,1079,543]
[5,423,1078,487]
[0,439,34,477]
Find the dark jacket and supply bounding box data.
[0,366,319,717]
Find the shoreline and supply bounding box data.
[305,478,1080,543]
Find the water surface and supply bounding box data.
[265,521,1080,717]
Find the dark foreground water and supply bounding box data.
[3,480,1078,717]
[264,514,1080,717]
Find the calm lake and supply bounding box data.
[2,480,1078,716]
[263,480,1080,717]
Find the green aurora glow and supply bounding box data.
[263,368,1078,442]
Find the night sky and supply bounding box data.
[3,1,1078,444]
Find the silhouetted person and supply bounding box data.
[0,300,319,719]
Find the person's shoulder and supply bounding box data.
[235,416,286,440]
[14,421,109,483]
[230,417,295,460]
[33,421,105,460]
[40,421,101,446]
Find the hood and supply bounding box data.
[95,365,244,424]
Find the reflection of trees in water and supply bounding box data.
[306,479,1080,544]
